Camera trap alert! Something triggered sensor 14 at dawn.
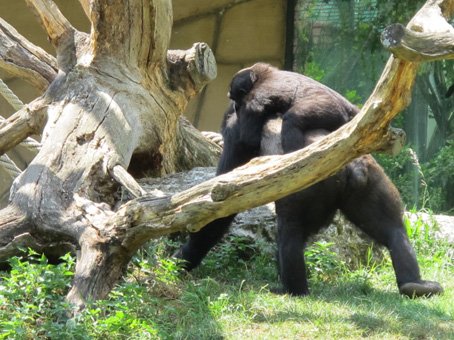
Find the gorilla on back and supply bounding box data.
[175,63,443,298]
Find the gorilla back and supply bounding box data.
[174,63,443,298]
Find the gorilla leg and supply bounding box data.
[275,180,339,296]
[340,156,443,297]
[175,104,259,271]
[174,215,236,270]
[276,213,309,295]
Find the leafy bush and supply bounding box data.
[423,141,454,213]
[375,142,454,214]
[0,251,75,339]
[305,241,347,281]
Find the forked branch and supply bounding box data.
[88,0,172,68]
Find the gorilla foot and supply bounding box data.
[270,286,310,296]
[171,249,196,272]
[399,280,443,298]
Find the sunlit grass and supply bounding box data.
[0,213,453,339]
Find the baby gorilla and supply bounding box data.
[175,63,443,298]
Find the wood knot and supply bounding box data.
[211,182,237,202]
[381,23,405,48]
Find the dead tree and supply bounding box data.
[0,0,453,310]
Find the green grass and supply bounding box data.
[0,213,453,339]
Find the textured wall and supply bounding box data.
[172,0,287,131]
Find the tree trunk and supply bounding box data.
[0,0,453,310]
[0,0,219,309]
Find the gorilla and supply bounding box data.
[175,63,443,298]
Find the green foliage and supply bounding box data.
[0,250,74,339]
[1,213,452,338]
[404,212,454,275]
[303,61,326,81]
[375,142,454,213]
[423,141,454,213]
[305,241,347,281]
[343,89,363,106]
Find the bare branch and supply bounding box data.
[0,98,48,155]
[78,0,91,19]
[66,228,130,311]
[25,0,74,49]
[175,117,221,171]
[376,127,407,156]
[0,18,57,91]
[110,165,147,198]
[146,0,173,66]
[110,0,454,248]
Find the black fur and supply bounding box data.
[174,63,442,298]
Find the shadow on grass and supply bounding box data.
[251,280,453,338]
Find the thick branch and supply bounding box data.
[167,43,217,98]
[175,117,222,171]
[90,0,172,68]
[381,23,454,61]
[0,206,31,259]
[109,0,454,249]
[382,0,454,61]
[0,18,57,91]
[146,0,173,66]
[376,127,406,156]
[66,228,131,311]
[25,0,74,49]
[0,98,48,155]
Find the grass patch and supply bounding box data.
[0,214,453,339]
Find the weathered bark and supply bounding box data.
[0,0,218,309]
[0,18,57,91]
[0,0,453,310]
[382,0,454,62]
[0,97,48,154]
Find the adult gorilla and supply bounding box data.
[174,63,443,298]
